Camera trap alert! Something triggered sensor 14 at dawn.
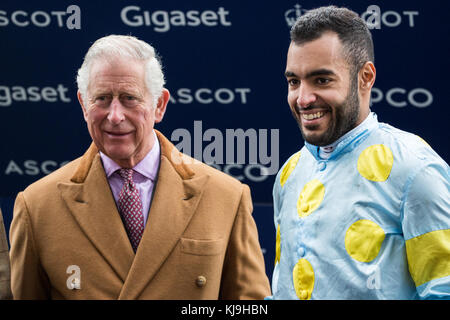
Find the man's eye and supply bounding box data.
[316,78,331,85]
[288,79,299,86]
[122,95,139,107]
[95,95,110,102]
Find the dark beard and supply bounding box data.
[297,75,360,146]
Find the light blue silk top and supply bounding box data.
[270,113,450,300]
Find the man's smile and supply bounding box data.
[297,107,330,127]
[104,130,133,138]
[302,111,325,120]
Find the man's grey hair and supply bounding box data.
[76,34,165,106]
[290,6,374,75]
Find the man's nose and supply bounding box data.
[296,84,317,108]
[107,98,125,124]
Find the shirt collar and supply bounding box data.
[100,130,160,181]
[305,111,379,161]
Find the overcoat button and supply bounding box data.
[196,276,207,287]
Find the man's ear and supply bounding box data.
[359,61,376,92]
[154,88,170,123]
[77,90,88,122]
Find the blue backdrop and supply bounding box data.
[1,0,449,281]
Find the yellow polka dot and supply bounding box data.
[293,259,314,300]
[297,179,325,218]
[280,151,301,187]
[357,144,393,182]
[345,219,385,262]
[275,225,281,266]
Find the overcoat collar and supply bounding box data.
[57,130,209,299]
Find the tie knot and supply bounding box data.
[118,168,134,182]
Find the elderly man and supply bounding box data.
[0,208,12,299]
[271,6,450,299]
[9,35,270,299]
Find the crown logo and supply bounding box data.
[285,4,307,27]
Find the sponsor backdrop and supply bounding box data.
[1,0,449,281]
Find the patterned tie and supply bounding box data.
[117,168,145,252]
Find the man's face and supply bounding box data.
[285,32,362,146]
[79,57,166,168]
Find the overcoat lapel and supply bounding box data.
[118,131,209,299]
[57,144,135,284]
[57,131,209,299]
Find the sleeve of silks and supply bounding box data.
[268,172,282,300]
[402,162,450,299]
[268,151,301,300]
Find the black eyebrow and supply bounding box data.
[306,69,336,78]
[285,69,336,79]
[285,71,297,78]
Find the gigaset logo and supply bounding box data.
[0,84,71,107]
[121,6,231,32]
[0,5,81,29]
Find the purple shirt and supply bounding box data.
[99,131,160,227]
